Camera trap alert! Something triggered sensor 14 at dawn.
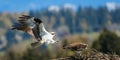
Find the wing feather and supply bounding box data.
[12,15,35,32]
[11,15,44,41]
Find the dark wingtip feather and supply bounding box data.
[11,23,22,30]
[22,15,31,18]
[19,15,31,19]
[19,17,25,18]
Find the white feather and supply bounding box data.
[39,23,56,44]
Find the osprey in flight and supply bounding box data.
[12,15,57,47]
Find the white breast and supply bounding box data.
[38,23,56,44]
[41,33,56,44]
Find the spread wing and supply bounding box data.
[11,15,36,37]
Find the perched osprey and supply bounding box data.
[12,15,57,47]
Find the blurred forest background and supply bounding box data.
[0,1,120,60]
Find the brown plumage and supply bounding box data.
[12,15,33,32]
[63,43,88,51]
[11,15,44,47]
[12,25,31,32]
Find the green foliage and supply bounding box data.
[92,29,120,55]
[22,48,39,60]
[92,40,101,50]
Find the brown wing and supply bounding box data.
[11,15,35,34]
[12,15,42,41]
